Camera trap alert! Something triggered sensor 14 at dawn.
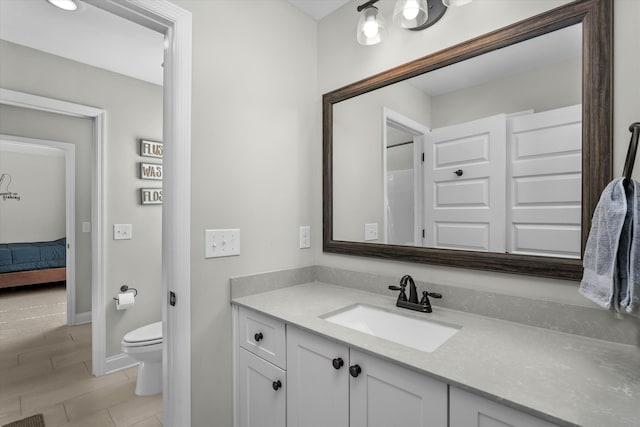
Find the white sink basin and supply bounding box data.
[322,304,460,353]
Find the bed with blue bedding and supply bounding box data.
[0,238,66,288]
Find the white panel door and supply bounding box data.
[424,115,507,252]
[450,387,559,427]
[238,348,286,427]
[507,104,581,258]
[287,327,349,427]
[349,349,447,427]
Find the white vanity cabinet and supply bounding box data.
[449,387,559,427]
[287,326,447,427]
[236,306,559,427]
[237,307,287,427]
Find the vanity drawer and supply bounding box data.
[238,306,286,369]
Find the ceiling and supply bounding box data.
[288,0,350,21]
[0,0,165,85]
[0,0,346,87]
[0,0,580,97]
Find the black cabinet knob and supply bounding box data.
[332,357,344,370]
[272,380,282,391]
[454,169,463,176]
[254,332,263,342]
[349,364,362,378]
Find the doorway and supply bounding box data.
[0,135,78,325]
[382,107,429,246]
[0,0,191,423]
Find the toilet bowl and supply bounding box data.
[121,321,162,396]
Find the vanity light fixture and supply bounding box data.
[357,0,473,45]
[356,1,387,46]
[46,0,79,11]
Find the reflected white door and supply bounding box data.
[507,104,582,258]
[424,115,507,252]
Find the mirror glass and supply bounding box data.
[323,0,613,280]
[333,24,582,259]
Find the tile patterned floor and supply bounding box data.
[0,283,162,426]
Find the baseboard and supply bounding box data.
[105,353,139,375]
[73,311,92,325]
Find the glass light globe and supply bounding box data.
[357,6,387,45]
[403,0,420,20]
[393,0,428,29]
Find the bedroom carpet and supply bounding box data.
[0,283,162,426]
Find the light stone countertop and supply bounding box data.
[232,282,640,427]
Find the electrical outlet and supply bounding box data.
[364,223,378,241]
[114,224,132,240]
[299,226,311,249]
[205,229,240,258]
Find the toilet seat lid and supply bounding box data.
[123,321,162,344]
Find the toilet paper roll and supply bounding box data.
[116,292,135,310]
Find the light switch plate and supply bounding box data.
[299,225,311,249]
[205,229,240,258]
[364,223,378,241]
[114,224,132,240]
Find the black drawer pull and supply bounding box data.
[254,332,263,342]
[349,364,362,378]
[332,357,344,370]
[272,380,282,391]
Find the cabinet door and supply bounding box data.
[287,326,349,427]
[450,387,559,427]
[350,349,447,427]
[238,348,286,427]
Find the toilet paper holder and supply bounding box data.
[113,284,138,300]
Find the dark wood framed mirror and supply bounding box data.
[323,0,612,280]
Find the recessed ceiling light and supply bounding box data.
[46,0,79,11]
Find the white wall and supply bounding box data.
[168,1,317,425]
[316,0,640,309]
[0,40,163,356]
[431,57,581,128]
[333,81,430,242]
[0,148,65,243]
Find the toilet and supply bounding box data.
[121,321,162,396]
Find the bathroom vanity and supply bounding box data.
[231,281,639,427]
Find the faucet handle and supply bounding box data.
[420,291,443,305]
[388,284,408,302]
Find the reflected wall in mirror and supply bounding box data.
[323,0,612,280]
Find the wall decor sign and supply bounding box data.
[140,163,163,180]
[140,139,163,159]
[140,188,162,205]
[0,173,21,201]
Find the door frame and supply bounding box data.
[83,2,192,425]
[0,88,108,364]
[382,107,430,246]
[0,134,77,325]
